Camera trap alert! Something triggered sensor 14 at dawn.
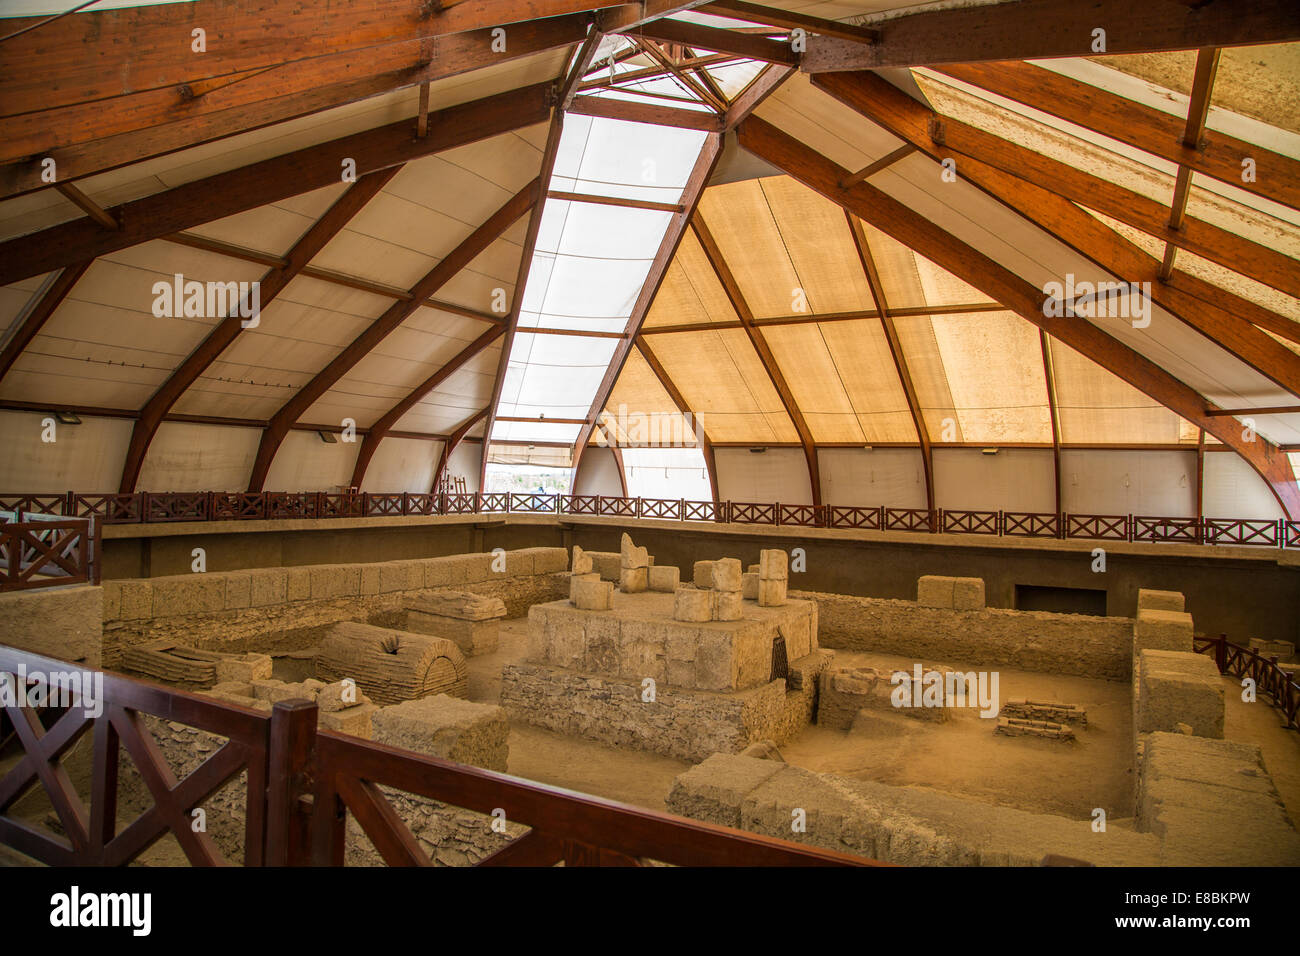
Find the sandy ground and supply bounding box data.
[469,620,1300,830]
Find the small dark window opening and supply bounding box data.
[1014,584,1107,616]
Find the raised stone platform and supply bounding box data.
[522,590,817,693]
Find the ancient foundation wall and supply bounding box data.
[0,585,103,667]
[97,548,567,669]
[795,589,1132,681]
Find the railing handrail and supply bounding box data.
[0,514,98,592]
[1194,633,1299,732]
[0,644,872,868]
[0,491,1294,549]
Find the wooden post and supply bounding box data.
[265,698,318,866]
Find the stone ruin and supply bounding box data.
[1001,699,1087,727]
[994,716,1075,741]
[404,590,506,656]
[315,621,468,706]
[500,535,832,762]
[817,663,960,729]
[206,676,378,736]
[121,639,272,690]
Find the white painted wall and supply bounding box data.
[818,448,927,508]
[137,422,261,492]
[715,447,813,504]
[0,410,132,492]
[1060,449,1196,516]
[1202,452,1285,520]
[445,441,482,494]
[360,437,443,494]
[933,448,1056,512]
[573,446,624,497]
[262,430,360,492]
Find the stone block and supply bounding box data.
[224,572,252,610]
[712,558,742,592]
[573,576,614,611]
[1137,588,1185,613]
[1137,649,1224,738]
[101,581,122,621]
[665,754,786,828]
[119,580,152,620]
[952,577,985,611]
[917,575,954,609]
[316,679,371,712]
[1135,608,1194,655]
[461,553,496,584]
[151,574,225,616]
[648,565,680,592]
[589,551,621,582]
[693,560,715,589]
[674,586,712,622]
[619,566,648,593]
[569,571,599,602]
[505,549,535,576]
[214,653,272,684]
[310,564,360,600]
[1249,638,1295,661]
[423,556,457,589]
[620,532,649,569]
[742,572,759,600]
[712,589,743,622]
[759,549,788,581]
[371,695,509,772]
[571,545,593,574]
[409,591,505,622]
[747,564,760,574]
[757,577,787,608]
[249,568,287,607]
[360,564,380,596]
[529,547,569,574]
[286,567,311,602]
[319,702,377,738]
[250,679,314,704]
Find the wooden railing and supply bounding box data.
[1194,634,1300,732]
[1,490,1296,549]
[0,516,99,591]
[0,646,873,867]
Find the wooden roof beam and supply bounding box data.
[567,94,724,130]
[736,114,1300,518]
[0,82,552,286]
[247,179,539,491]
[937,60,1300,214]
[627,18,798,65]
[838,82,1300,307]
[1159,47,1221,281]
[813,71,1300,394]
[801,0,1300,71]
[702,1,879,45]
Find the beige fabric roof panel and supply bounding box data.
[859,220,994,311]
[172,273,392,420]
[184,182,351,259]
[430,219,529,317]
[392,343,502,435]
[1048,338,1187,445]
[698,177,876,318]
[308,129,543,292]
[1,242,264,411]
[648,327,799,443]
[926,310,1051,444]
[301,310,490,429]
[762,320,916,443]
[602,346,697,446]
[642,228,739,329]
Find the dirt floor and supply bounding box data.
[467,619,1300,830]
